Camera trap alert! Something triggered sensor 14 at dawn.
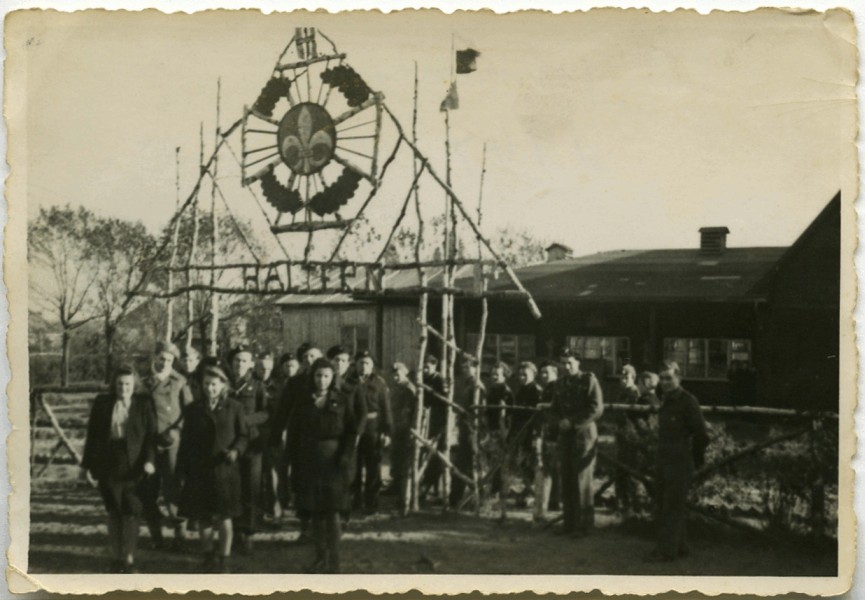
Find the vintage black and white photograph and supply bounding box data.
[5,7,857,596]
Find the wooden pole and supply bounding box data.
[471,145,488,516]
[406,64,426,515]
[382,104,542,319]
[208,78,221,358]
[38,394,95,486]
[440,104,454,508]
[409,271,428,513]
[165,146,181,343]
[186,126,203,351]
[410,429,474,488]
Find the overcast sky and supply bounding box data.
[11,8,857,259]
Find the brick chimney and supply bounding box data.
[545,243,574,263]
[699,227,730,254]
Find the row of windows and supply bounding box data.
[466,333,752,381]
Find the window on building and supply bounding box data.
[663,338,752,380]
[566,336,631,378]
[340,325,370,357]
[465,333,536,372]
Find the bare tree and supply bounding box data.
[89,216,159,379]
[163,209,266,353]
[28,206,100,385]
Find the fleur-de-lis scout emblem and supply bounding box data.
[277,102,336,175]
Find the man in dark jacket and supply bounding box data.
[229,344,269,554]
[140,341,193,550]
[645,361,710,562]
[549,348,604,538]
[349,350,392,514]
[420,354,446,496]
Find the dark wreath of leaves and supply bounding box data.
[251,66,372,215]
[319,65,372,107]
[308,168,362,216]
[260,168,305,215]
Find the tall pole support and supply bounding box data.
[471,142,488,516]
[186,127,203,352]
[410,272,429,514]
[406,61,426,515]
[166,146,182,343]
[440,105,455,507]
[208,78,221,358]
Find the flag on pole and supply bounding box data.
[439,81,459,112]
[455,48,480,74]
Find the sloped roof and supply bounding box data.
[477,247,787,303]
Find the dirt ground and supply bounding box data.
[28,481,836,576]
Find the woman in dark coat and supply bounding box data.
[288,358,358,574]
[177,364,248,573]
[82,365,156,574]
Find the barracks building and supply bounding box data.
[277,192,840,411]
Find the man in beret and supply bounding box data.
[349,350,392,514]
[140,341,194,550]
[549,347,604,538]
[229,344,269,554]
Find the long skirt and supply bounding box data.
[99,439,143,517]
[295,440,350,514]
[179,460,243,521]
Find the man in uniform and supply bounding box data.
[387,362,417,503]
[645,361,709,562]
[614,364,641,518]
[420,354,446,498]
[350,350,392,514]
[449,357,484,509]
[549,348,603,538]
[180,346,204,404]
[229,344,269,554]
[255,351,284,522]
[141,341,193,550]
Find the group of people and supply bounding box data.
[81,338,710,574]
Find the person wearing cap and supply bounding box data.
[533,361,561,522]
[348,349,392,514]
[82,365,156,574]
[255,351,283,521]
[177,364,248,573]
[419,354,446,498]
[181,347,204,405]
[448,356,485,508]
[614,363,642,518]
[386,362,417,504]
[268,343,321,541]
[140,341,193,550]
[510,361,541,509]
[549,347,604,538]
[644,361,709,563]
[288,358,359,573]
[228,344,269,555]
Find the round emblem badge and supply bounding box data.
[276,103,336,175]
